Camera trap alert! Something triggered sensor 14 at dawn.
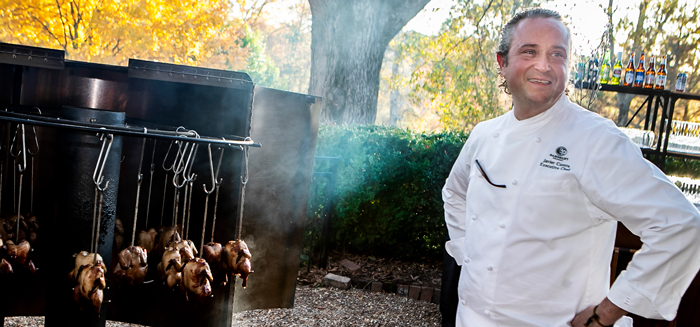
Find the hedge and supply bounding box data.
[305,125,469,260]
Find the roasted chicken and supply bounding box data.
[178,258,213,302]
[157,247,182,289]
[137,228,157,253]
[5,239,36,274]
[72,262,106,316]
[0,214,21,241]
[70,251,106,283]
[152,226,177,259]
[171,239,197,260]
[221,240,252,288]
[201,242,223,281]
[113,246,148,287]
[17,214,38,243]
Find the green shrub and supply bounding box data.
[305,125,468,260]
[664,157,700,179]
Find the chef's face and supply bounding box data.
[497,17,570,119]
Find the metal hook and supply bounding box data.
[145,139,157,229]
[172,142,197,188]
[25,107,41,156]
[11,125,27,174]
[185,174,196,240]
[161,140,179,172]
[183,130,200,183]
[214,146,224,183]
[92,133,114,192]
[9,124,26,169]
[184,144,199,182]
[131,128,147,245]
[136,128,147,182]
[202,144,216,194]
[172,142,191,176]
[240,138,251,186]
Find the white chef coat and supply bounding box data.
[443,95,700,326]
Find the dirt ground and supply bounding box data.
[297,251,443,289]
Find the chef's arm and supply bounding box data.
[442,143,472,265]
[571,298,627,327]
[581,131,700,321]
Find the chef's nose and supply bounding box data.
[534,54,550,72]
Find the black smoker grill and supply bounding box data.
[0,42,321,327]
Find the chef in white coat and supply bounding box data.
[442,8,700,327]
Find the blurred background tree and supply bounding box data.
[0,0,250,70]
[1,0,698,128]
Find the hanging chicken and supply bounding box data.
[203,240,253,288]
[136,228,157,253]
[0,214,20,241]
[222,240,252,288]
[171,238,197,260]
[72,262,106,316]
[113,246,148,287]
[18,214,39,244]
[201,242,223,283]
[152,226,178,259]
[68,132,111,316]
[70,251,106,283]
[5,239,36,274]
[157,247,182,289]
[177,257,213,302]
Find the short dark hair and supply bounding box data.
[497,8,570,94]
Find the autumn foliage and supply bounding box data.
[0,0,249,70]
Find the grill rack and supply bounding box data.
[0,105,261,148]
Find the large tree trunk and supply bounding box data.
[308,0,429,125]
[616,93,634,126]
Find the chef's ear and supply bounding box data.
[497,53,507,71]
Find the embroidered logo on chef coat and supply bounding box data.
[539,146,571,171]
[556,146,567,156]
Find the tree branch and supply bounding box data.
[54,0,70,49]
[440,0,495,61]
[29,15,65,51]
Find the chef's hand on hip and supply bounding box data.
[570,297,627,327]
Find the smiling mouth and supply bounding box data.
[528,78,551,84]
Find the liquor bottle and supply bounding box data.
[623,52,635,87]
[634,52,645,87]
[655,55,667,90]
[600,50,611,84]
[611,52,623,85]
[644,55,656,88]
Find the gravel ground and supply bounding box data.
[4,285,442,327]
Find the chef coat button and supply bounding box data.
[535,137,541,143]
[493,132,499,138]
[511,179,518,185]
[487,265,493,271]
[471,215,477,221]
[461,299,467,306]
[499,222,506,229]
[484,310,491,316]
[464,258,470,264]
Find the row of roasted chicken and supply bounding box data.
[0,214,252,316]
